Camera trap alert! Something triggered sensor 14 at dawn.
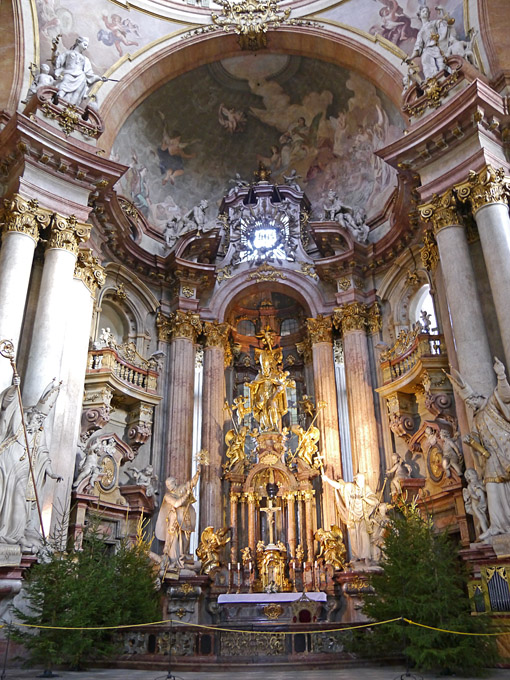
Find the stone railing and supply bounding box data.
[380,332,446,385]
[87,347,158,392]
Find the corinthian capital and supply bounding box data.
[47,214,90,255]
[74,249,105,294]
[333,302,368,334]
[203,320,230,349]
[157,309,202,342]
[306,315,332,344]
[455,166,509,213]
[418,190,461,233]
[366,302,382,335]
[2,194,51,242]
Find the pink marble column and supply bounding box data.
[334,303,381,493]
[159,310,202,483]
[306,315,342,530]
[200,321,229,533]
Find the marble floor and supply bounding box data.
[2,668,509,680]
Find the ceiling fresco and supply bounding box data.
[112,53,405,235]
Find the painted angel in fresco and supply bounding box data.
[369,0,418,47]
[156,111,197,185]
[218,103,247,134]
[98,12,140,57]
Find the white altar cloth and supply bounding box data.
[218,592,326,604]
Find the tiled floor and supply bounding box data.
[2,667,509,680]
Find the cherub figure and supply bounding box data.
[22,63,54,104]
[385,452,412,496]
[439,428,464,477]
[463,468,489,536]
[128,464,159,497]
[73,440,104,492]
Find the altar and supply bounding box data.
[217,591,327,624]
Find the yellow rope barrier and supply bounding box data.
[2,616,510,637]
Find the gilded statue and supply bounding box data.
[291,423,320,468]
[223,426,249,473]
[248,328,295,432]
[315,525,347,571]
[196,526,231,575]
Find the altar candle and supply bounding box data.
[228,563,231,571]
[249,561,252,572]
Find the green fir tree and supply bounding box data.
[361,501,498,675]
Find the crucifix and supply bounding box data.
[261,497,281,546]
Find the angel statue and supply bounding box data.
[446,358,510,540]
[314,525,347,570]
[155,465,201,570]
[196,526,231,575]
[22,63,54,104]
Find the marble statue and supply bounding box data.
[196,526,230,574]
[446,27,477,64]
[314,525,346,570]
[128,464,159,497]
[228,173,249,197]
[165,200,209,249]
[323,190,369,243]
[385,453,412,497]
[291,423,320,468]
[402,63,421,93]
[282,169,301,191]
[447,358,510,540]
[96,327,116,348]
[420,309,432,332]
[22,64,54,104]
[0,378,62,552]
[322,472,380,565]
[155,466,201,568]
[369,502,390,563]
[54,37,107,107]
[439,428,464,477]
[407,6,449,80]
[463,468,489,536]
[73,440,104,492]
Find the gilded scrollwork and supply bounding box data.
[203,320,230,350]
[157,310,202,342]
[74,248,106,294]
[366,302,382,335]
[455,165,510,213]
[306,314,332,344]
[211,0,291,51]
[333,302,368,334]
[2,194,52,241]
[420,229,439,271]
[418,189,461,233]
[47,214,90,255]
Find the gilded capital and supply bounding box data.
[333,302,368,334]
[306,314,332,344]
[74,249,106,294]
[157,309,202,342]
[418,190,461,233]
[203,320,231,350]
[47,214,90,255]
[455,165,509,213]
[296,337,312,364]
[420,229,439,272]
[2,194,51,242]
[366,302,382,335]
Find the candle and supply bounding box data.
[228,563,231,571]
[249,561,252,571]
[237,562,240,570]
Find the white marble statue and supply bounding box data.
[22,64,54,104]
[0,378,62,552]
[447,358,510,540]
[155,466,201,568]
[439,428,464,477]
[322,472,380,566]
[385,453,412,497]
[408,6,449,80]
[283,169,301,191]
[370,502,390,563]
[323,190,369,243]
[128,464,159,497]
[73,440,104,492]
[463,468,489,536]
[165,200,209,249]
[419,309,432,332]
[446,27,477,64]
[54,36,107,107]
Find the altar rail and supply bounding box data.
[115,622,397,669]
[87,348,158,392]
[380,332,446,384]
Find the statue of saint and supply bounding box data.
[196,526,230,575]
[408,6,449,80]
[223,426,249,473]
[463,468,489,536]
[291,423,320,468]
[0,378,62,552]
[385,453,412,497]
[155,466,201,568]
[54,36,106,107]
[322,472,379,565]
[447,358,510,540]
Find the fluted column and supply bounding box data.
[23,214,90,407]
[200,320,229,533]
[306,315,342,530]
[455,166,510,370]
[0,196,51,391]
[158,310,202,483]
[46,250,105,540]
[419,190,494,395]
[333,303,381,492]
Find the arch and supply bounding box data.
[99,26,405,152]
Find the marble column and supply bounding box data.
[229,492,240,562]
[247,492,256,558]
[333,303,381,493]
[456,166,510,370]
[306,315,342,531]
[22,214,90,408]
[0,196,51,391]
[159,310,202,483]
[304,490,315,561]
[45,250,105,541]
[419,190,494,396]
[200,321,229,533]
[286,492,297,558]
